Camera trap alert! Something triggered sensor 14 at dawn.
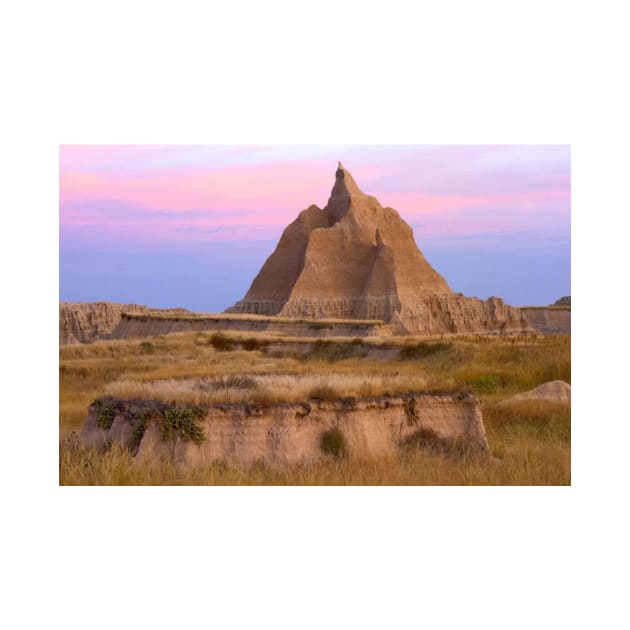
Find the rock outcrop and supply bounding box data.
[59,302,148,345]
[552,296,571,306]
[499,380,571,406]
[80,392,489,467]
[227,163,531,335]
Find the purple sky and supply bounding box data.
[59,145,570,310]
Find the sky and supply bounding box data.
[59,145,570,311]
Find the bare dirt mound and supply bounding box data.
[499,380,571,405]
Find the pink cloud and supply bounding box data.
[60,145,570,246]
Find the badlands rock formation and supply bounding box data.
[80,392,488,467]
[228,163,530,335]
[59,302,148,345]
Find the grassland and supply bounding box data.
[59,331,570,485]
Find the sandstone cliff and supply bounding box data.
[227,163,531,335]
[60,302,149,345]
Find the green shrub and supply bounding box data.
[140,341,155,354]
[159,407,206,445]
[320,428,347,458]
[130,413,150,452]
[468,374,504,393]
[91,398,122,430]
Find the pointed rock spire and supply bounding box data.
[326,162,365,224]
[332,162,363,197]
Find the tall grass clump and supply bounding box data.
[320,428,347,458]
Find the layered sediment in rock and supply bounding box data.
[80,392,488,467]
[227,163,532,334]
[59,302,148,345]
[111,313,389,340]
[228,163,451,318]
[521,307,571,334]
[391,295,530,335]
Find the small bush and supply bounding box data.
[399,342,453,360]
[130,413,150,452]
[320,428,347,458]
[159,407,206,445]
[469,374,504,393]
[241,338,268,351]
[140,341,155,354]
[92,398,122,430]
[414,426,440,443]
[210,332,236,352]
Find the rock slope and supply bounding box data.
[59,302,148,345]
[228,163,531,334]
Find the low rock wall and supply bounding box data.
[110,314,389,340]
[80,392,488,467]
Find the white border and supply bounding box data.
[4,1,630,629]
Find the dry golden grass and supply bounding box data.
[59,406,570,486]
[59,331,570,484]
[102,371,431,405]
